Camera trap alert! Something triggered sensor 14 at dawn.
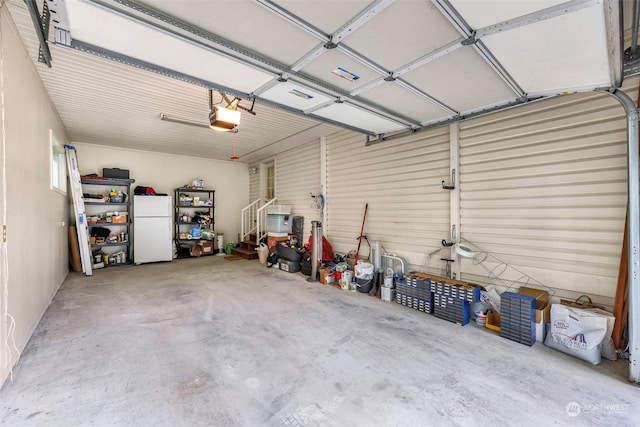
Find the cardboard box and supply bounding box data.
[319,268,335,285]
[190,244,202,257]
[200,241,214,254]
[518,286,550,342]
[267,235,290,249]
[112,214,127,224]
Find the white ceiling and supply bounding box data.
[6,0,621,163]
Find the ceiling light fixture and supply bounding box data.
[209,90,241,132]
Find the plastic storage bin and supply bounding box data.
[275,243,303,262]
[267,205,291,215]
[267,214,292,236]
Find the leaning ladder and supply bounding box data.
[65,145,92,276]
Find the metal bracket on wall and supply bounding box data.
[442,169,456,190]
[441,239,454,247]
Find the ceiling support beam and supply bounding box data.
[337,44,389,76]
[602,0,622,86]
[474,41,525,99]
[431,0,524,98]
[624,0,640,77]
[395,79,458,116]
[330,0,396,46]
[290,45,328,72]
[349,78,387,96]
[47,0,72,46]
[474,0,600,40]
[632,0,640,55]
[392,39,463,78]
[24,0,52,67]
[253,0,328,41]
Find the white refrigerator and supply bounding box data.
[133,195,173,264]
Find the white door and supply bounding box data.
[134,217,173,263]
[133,195,172,218]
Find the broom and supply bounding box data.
[354,203,368,266]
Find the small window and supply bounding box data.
[50,130,67,194]
[266,165,275,200]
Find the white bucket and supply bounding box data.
[355,262,374,279]
[475,312,488,326]
[381,287,394,302]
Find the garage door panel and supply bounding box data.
[459,92,627,302]
[327,129,450,272]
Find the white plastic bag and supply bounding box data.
[584,308,617,361]
[354,261,374,279]
[544,304,608,365]
[481,285,502,313]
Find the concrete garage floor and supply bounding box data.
[1,257,639,426]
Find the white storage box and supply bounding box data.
[267,214,292,236]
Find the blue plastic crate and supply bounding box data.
[499,292,536,346]
[396,274,434,314]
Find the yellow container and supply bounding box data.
[486,311,501,333]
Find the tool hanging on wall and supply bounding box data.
[354,203,368,266]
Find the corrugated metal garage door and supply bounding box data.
[326,128,450,271]
[275,140,322,242]
[458,91,629,307]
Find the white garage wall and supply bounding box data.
[1,7,70,386]
[274,140,322,242]
[265,81,638,311]
[458,90,631,308]
[73,143,248,243]
[325,128,451,270]
[249,163,260,204]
